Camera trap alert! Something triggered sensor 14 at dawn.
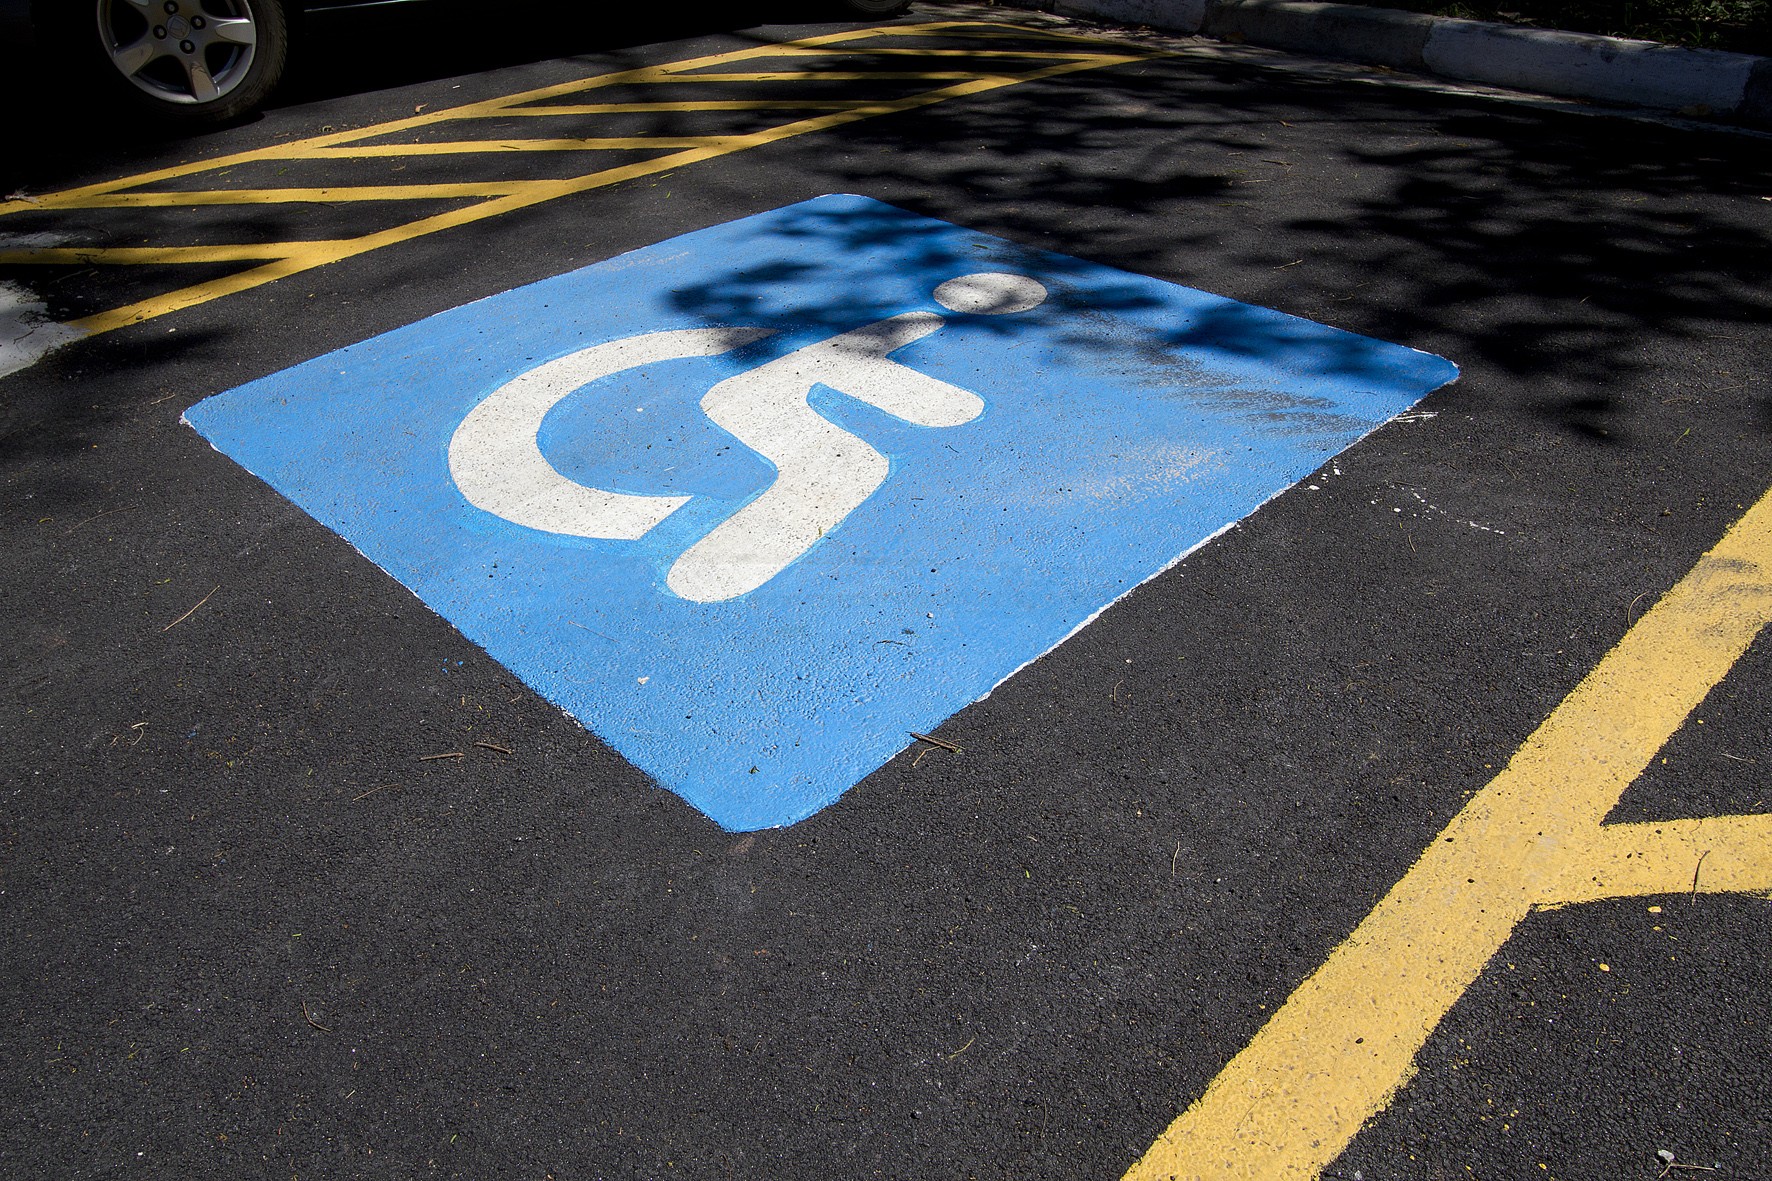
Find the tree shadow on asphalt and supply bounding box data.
[271,1,813,108]
[776,49,1772,448]
[6,23,1772,1181]
[5,17,1772,471]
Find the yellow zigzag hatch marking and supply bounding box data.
[0,22,1152,337]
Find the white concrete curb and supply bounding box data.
[1029,0,1772,126]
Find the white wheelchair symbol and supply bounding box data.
[449,272,1047,602]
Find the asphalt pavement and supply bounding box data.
[3,5,1771,1179]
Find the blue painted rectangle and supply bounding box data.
[186,194,1456,830]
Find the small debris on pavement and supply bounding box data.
[160,585,219,633]
[351,783,398,802]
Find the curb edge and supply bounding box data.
[1034,0,1771,127]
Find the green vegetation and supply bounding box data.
[1348,0,1769,53]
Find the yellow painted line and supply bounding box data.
[0,21,1088,216]
[27,183,540,209]
[1542,813,1772,905]
[883,23,1144,45]
[0,21,1152,331]
[640,70,1022,82]
[1124,485,1772,1181]
[284,135,751,158]
[66,52,1145,336]
[483,100,876,115]
[0,244,304,265]
[745,46,1114,58]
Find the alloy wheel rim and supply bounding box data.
[96,0,261,106]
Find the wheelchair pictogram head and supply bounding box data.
[930,272,1047,316]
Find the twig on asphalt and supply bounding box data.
[909,732,961,753]
[110,722,149,748]
[473,741,513,755]
[64,506,135,535]
[1691,849,1711,900]
[161,585,219,633]
[301,1000,331,1033]
[1657,1148,1717,1178]
[418,752,465,762]
[351,783,398,802]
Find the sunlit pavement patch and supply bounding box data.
[185,194,1457,830]
[0,280,86,381]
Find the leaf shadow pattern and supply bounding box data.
[778,48,1772,447]
[3,17,1772,1181]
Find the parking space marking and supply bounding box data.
[29,184,542,207]
[284,136,760,156]
[182,193,1456,831]
[472,101,878,115]
[0,22,1150,342]
[8,245,305,265]
[27,186,545,209]
[1125,486,1772,1181]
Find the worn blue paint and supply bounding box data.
[186,194,1457,831]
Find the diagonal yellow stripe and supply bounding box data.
[746,46,1117,58]
[285,135,752,157]
[0,21,1109,217]
[29,184,540,208]
[1124,483,1772,1181]
[883,23,1147,46]
[0,244,308,265]
[63,53,1144,336]
[634,70,1023,81]
[477,101,876,116]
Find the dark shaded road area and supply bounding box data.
[3,7,1770,1179]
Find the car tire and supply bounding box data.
[67,0,289,126]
